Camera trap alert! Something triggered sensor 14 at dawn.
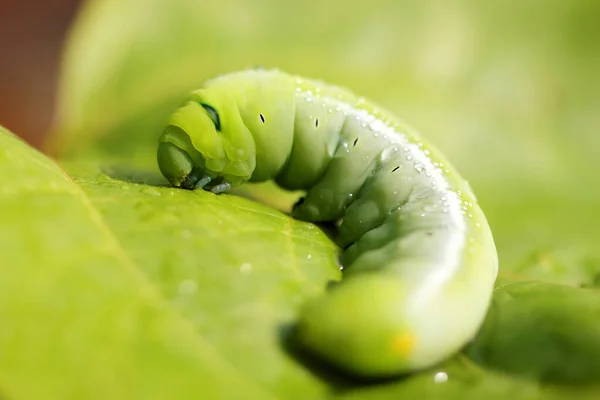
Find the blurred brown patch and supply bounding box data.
[0,0,81,148]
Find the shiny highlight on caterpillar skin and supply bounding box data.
[156,69,498,378]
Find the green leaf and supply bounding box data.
[466,282,600,386]
[0,127,278,400]
[61,159,341,399]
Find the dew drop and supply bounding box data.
[307,254,312,260]
[406,155,413,161]
[434,371,448,383]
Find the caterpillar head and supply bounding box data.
[157,91,254,190]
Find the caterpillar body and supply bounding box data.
[157,69,498,378]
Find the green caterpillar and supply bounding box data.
[157,68,498,378]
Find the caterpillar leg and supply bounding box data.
[210,181,232,194]
[194,176,213,189]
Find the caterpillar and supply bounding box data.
[156,68,498,378]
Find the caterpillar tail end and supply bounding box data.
[293,272,491,378]
[294,275,417,378]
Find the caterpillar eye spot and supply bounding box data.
[353,138,358,147]
[392,166,400,173]
[200,103,221,131]
[259,113,266,123]
[315,118,319,127]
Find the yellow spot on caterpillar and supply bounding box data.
[391,332,416,356]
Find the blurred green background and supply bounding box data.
[2,0,600,398]
[48,0,600,275]
[3,0,600,272]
